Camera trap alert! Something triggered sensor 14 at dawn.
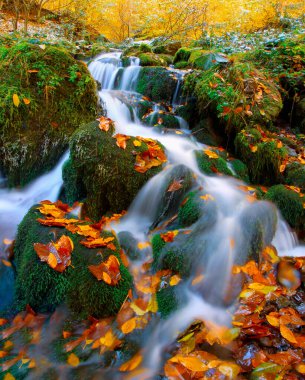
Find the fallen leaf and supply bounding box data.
[13,94,20,107]
[167,180,183,192]
[120,353,143,372]
[88,255,121,285]
[67,353,79,367]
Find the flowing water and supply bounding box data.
[0,50,304,378]
[87,52,305,377]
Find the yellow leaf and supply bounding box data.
[218,363,240,378]
[102,272,112,285]
[3,238,13,245]
[170,355,207,372]
[2,260,12,267]
[67,353,79,367]
[204,149,219,159]
[147,294,158,313]
[280,324,297,344]
[248,283,277,294]
[47,253,58,269]
[200,194,215,201]
[23,98,31,105]
[175,130,183,135]
[296,364,305,374]
[137,242,151,250]
[13,94,20,107]
[133,140,142,147]
[250,145,258,153]
[99,330,117,348]
[192,274,204,286]
[121,317,137,334]
[4,374,15,380]
[120,353,142,372]
[169,275,181,286]
[266,315,280,327]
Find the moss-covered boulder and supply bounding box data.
[0,41,99,187]
[122,44,167,67]
[67,121,166,220]
[14,206,133,318]
[293,97,305,133]
[173,48,192,64]
[67,232,132,319]
[153,41,182,55]
[195,150,232,176]
[235,128,288,184]
[142,112,180,129]
[188,50,230,70]
[62,158,86,205]
[136,67,178,103]
[284,162,305,191]
[184,62,283,132]
[14,207,72,312]
[264,185,305,230]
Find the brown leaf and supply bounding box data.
[114,134,131,149]
[167,180,183,192]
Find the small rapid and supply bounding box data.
[88,51,305,378]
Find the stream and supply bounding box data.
[0,50,304,378]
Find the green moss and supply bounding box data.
[184,62,283,132]
[136,67,177,103]
[67,232,133,319]
[139,43,152,53]
[230,159,249,182]
[195,150,232,176]
[235,129,288,184]
[264,185,305,230]
[0,41,98,187]
[178,190,202,227]
[152,233,192,278]
[173,48,192,64]
[157,285,182,318]
[284,162,305,190]
[14,207,71,312]
[62,158,87,205]
[138,53,167,67]
[68,121,165,220]
[174,61,189,69]
[143,112,180,129]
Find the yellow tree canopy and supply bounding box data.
[45,0,305,42]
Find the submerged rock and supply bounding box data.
[0,41,99,187]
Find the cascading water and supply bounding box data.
[88,52,305,378]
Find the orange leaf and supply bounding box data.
[170,355,207,372]
[204,149,219,159]
[160,230,179,243]
[280,324,297,344]
[234,107,243,114]
[114,134,131,149]
[121,317,137,334]
[88,255,121,285]
[167,180,183,192]
[120,353,143,372]
[80,236,115,248]
[97,116,113,132]
[250,145,258,153]
[67,353,79,367]
[23,98,31,105]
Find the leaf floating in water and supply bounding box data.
[67,353,79,367]
[119,352,143,372]
[34,235,73,273]
[160,230,179,242]
[167,180,183,192]
[88,255,121,285]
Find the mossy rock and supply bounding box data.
[195,150,232,177]
[68,121,166,220]
[229,159,250,182]
[153,41,181,55]
[173,48,192,64]
[188,50,229,70]
[0,41,99,187]
[239,201,278,263]
[62,158,87,205]
[67,232,132,319]
[14,207,72,312]
[136,67,178,103]
[157,284,183,318]
[264,185,305,230]
[136,99,155,120]
[14,206,133,318]
[284,162,305,190]
[138,53,167,67]
[184,62,283,132]
[142,112,180,129]
[235,129,288,184]
[174,61,190,69]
